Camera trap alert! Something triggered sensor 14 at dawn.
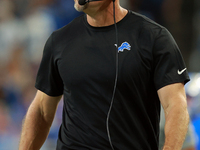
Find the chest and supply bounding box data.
[57,29,154,88]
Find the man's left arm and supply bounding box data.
[158,82,190,150]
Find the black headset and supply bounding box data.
[78,0,118,149]
[79,0,115,5]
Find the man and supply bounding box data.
[19,0,190,149]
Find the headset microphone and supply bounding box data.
[78,0,117,149]
[78,0,102,5]
[106,0,118,150]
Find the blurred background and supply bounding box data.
[0,0,199,149]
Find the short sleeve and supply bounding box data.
[35,33,64,96]
[153,28,190,90]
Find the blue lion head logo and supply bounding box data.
[118,42,131,52]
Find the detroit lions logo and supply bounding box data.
[118,42,131,52]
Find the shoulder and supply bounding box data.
[127,10,166,37]
[46,14,85,54]
[125,11,171,49]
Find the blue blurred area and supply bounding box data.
[185,73,200,150]
[51,0,84,29]
[0,0,199,149]
[193,117,200,150]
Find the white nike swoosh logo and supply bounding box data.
[177,68,187,75]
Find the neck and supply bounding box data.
[84,1,128,27]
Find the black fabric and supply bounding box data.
[35,10,190,150]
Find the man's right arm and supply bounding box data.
[19,90,62,150]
